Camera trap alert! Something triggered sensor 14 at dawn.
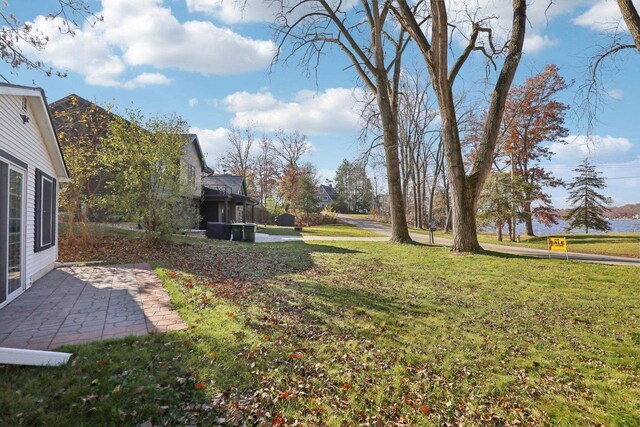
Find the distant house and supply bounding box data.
[0,84,70,309]
[200,173,257,228]
[316,184,337,209]
[180,133,206,205]
[49,95,208,215]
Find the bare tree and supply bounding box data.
[272,1,413,243]
[394,0,527,252]
[256,135,280,208]
[273,129,311,170]
[578,0,639,133]
[219,126,256,193]
[0,1,100,82]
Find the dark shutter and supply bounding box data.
[0,161,7,304]
[34,169,56,252]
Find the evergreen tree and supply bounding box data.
[565,159,613,233]
[293,175,322,223]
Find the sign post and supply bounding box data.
[428,221,438,244]
[547,236,569,260]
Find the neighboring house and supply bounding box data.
[0,84,69,309]
[200,173,257,228]
[316,184,337,209]
[180,133,206,205]
[49,95,207,213]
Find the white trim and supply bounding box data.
[0,347,71,366]
[0,85,69,180]
[2,164,26,310]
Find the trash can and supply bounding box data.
[231,223,244,241]
[206,222,231,240]
[243,223,256,243]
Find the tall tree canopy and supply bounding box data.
[394,0,528,252]
[501,64,569,236]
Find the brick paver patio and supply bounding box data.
[0,264,187,350]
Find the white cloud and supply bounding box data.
[185,0,276,23]
[23,0,276,87]
[223,91,279,112]
[573,1,628,32]
[524,34,559,53]
[226,87,364,135]
[188,98,199,108]
[549,134,635,163]
[190,126,229,165]
[606,88,624,99]
[123,72,172,89]
[185,0,358,24]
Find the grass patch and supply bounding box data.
[1,235,639,425]
[258,223,384,238]
[433,231,640,258]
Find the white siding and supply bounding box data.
[180,140,203,199]
[0,94,59,288]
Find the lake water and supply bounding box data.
[485,219,640,235]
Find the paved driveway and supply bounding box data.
[338,215,640,267]
[0,264,187,351]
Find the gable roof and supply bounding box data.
[49,93,114,119]
[183,133,207,170]
[320,184,337,200]
[0,83,70,180]
[203,174,246,196]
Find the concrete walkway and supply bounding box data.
[0,264,187,350]
[338,215,640,267]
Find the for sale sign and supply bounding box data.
[547,236,567,251]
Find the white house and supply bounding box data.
[0,84,69,310]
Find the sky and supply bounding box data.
[1,0,639,208]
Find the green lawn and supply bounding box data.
[433,231,640,259]
[258,223,384,238]
[1,236,639,425]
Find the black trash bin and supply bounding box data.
[206,222,231,240]
[243,223,256,242]
[231,223,244,241]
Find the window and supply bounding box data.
[187,164,196,187]
[35,169,56,252]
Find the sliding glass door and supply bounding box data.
[0,162,25,307]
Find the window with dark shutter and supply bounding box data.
[35,169,56,252]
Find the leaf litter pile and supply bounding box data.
[6,234,635,426]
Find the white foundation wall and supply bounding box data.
[0,94,59,288]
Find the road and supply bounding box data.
[337,215,640,267]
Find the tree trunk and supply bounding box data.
[523,201,535,236]
[448,179,481,252]
[377,84,412,243]
[496,222,503,241]
[618,0,640,52]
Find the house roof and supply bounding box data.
[320,184,337,200]
[49,93,114,119]
[183,133,207,170]
[203,174,246,196]
[0,83,70,180]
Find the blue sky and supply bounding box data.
[2,0,639,207]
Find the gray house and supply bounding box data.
[199,174,257,229]
[316,184,337,209]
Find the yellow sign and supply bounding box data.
[548,236,567,252]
